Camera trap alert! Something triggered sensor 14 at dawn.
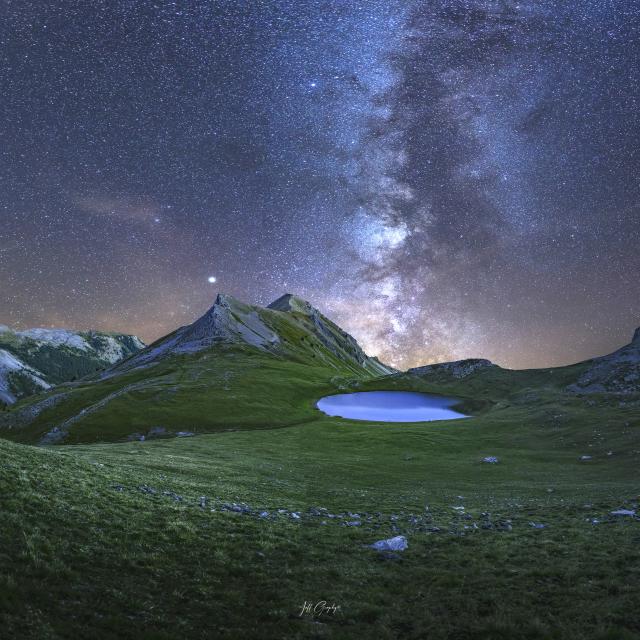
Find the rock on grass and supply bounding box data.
[370,535,408,552]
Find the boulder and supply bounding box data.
[610,509,635,517]
[370,535,408,552]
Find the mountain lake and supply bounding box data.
[316,391,469,422]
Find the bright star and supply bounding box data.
[208,276,217,284]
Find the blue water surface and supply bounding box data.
[316,391,468,422]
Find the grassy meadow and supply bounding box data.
[1,355,639,638]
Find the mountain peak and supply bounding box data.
[212,292,245,309]
[633,326,640,344]
[110,292,394,377]
[267,293,315,315]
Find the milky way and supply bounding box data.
[1,1,639,369]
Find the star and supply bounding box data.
[0,1,637,370]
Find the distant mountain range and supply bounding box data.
[0,294,637,445]
[0,326,145,405]
[404,328,640,397]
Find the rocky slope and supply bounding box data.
[112,293,393,377]
[405,327,640,399]
[0,326,145,405]
[267,294,393,376]
[408,358,496,380]
[567,327,640,395]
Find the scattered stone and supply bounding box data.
[529,522,546,529]
[226,503,252,513]
[198,496,207,509]
[579,455,592,461]
[370,535,408,552]
[162,490,182,501]
[139,485,157,495]
[345,521,361,527]
[176,431,195,437]
[482,456,499,464]
[290,512,301,520]
[111,483,125,492]
[258,511,270,519]
[452,506,465,511]
[610,509,636,517]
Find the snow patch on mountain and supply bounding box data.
[0,326,145,403]
[0,349,50,404]
[17,328,90,351]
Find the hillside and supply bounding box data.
[0,326,145,405]
[0,314,638,637]
[1,367,639,639]
[388,327,640,409]
[0,293,393,444]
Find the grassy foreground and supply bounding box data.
[1,380,640,639]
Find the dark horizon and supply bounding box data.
[1,289,638,372]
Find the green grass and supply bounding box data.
[1,345,373,444]
[1,356,639,638]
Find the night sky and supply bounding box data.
[1,1,639,370]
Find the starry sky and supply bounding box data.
[1,1,639,370]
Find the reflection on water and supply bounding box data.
[317,391,468,422]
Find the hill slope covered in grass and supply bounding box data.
[1,390,639,639]
[0,294,393,444]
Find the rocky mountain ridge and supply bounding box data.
[405,327,640,397]
[0,326,145,404]
[112,293,394,377]
[567,327,640,395]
